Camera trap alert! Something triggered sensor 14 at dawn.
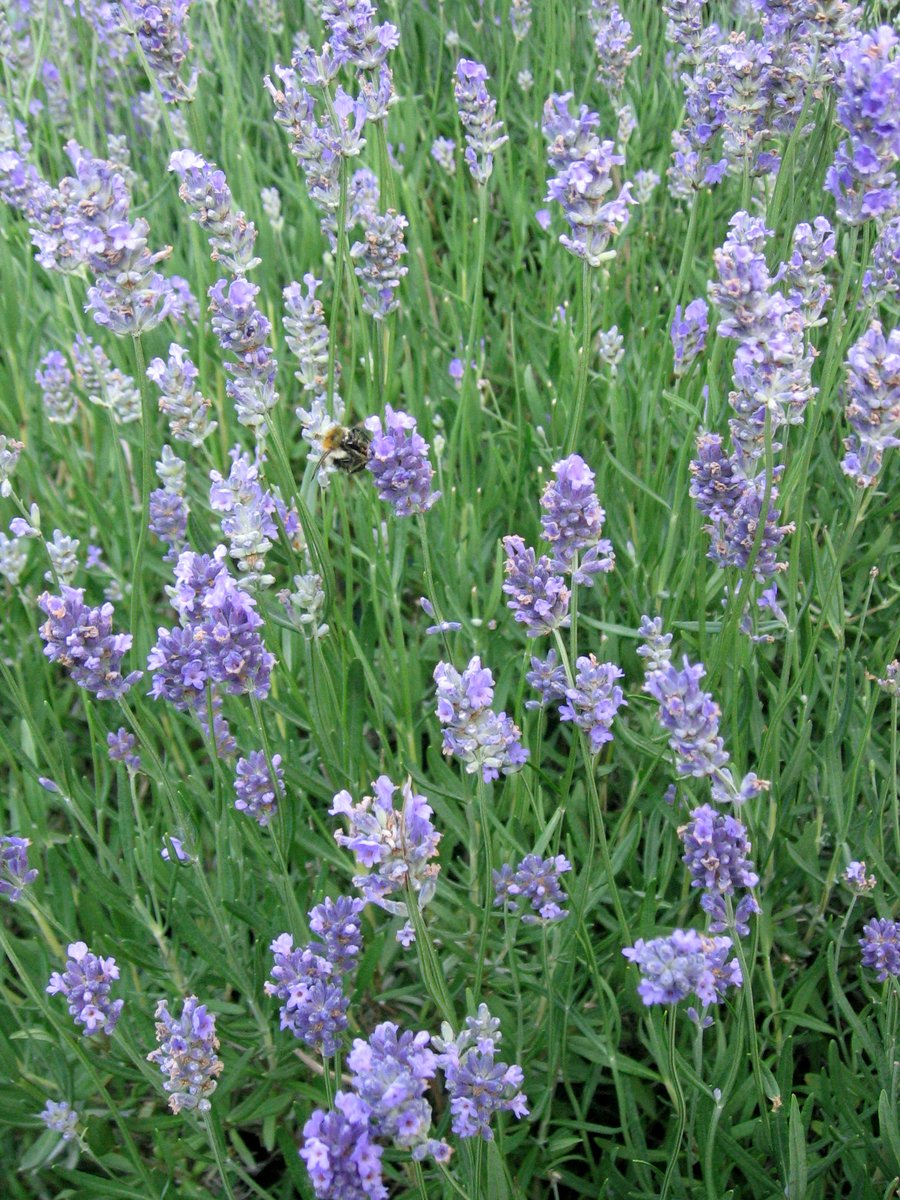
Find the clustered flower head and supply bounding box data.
[559,655,627,753]
[540,454,615,584]
[147,548,275,752]
[39,1099,79,1141]
[149,445,189,564]
[432,1005,529,1141]
[107,728,142,773]
[35,351,78,425]
[859,918,900,981]
[0,835,38,903]
[168,150,260,274]
[147,343,216,447]
[454,59,508,184]
[72,335,141,425]
[0,434,24,498]
[545,137,635,267]
[207,276,279,435]
[209,446,302,582]
[843,860,876,893]
[840,320,900,490]
[264,931,351,1056]
[826,26,900,225]
[589,1,641,101]
[639,616,765,806]
[680,804,761,935]
[434,657,529,782]
[364,405,440,516]
[494,853,571,923]
[120,1,198,103]
[331,776,441,916]
[147,996,223,1113]
[351,208,409,320]
[38,587,142,700]
[309,895,367,975]
[501,535,570,635]
[623,929,742,1005]
[46,941,124,1036]
[524,649,568,710]
[670,298,708,375]
[234,750,284,826]
[863,216,900,307]
[348,1023,450,1161]
[300,1091,385,1200]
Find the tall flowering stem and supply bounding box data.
[130,334,154,658]
[565,259,593,455]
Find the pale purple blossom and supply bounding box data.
[623,929,742,1005]
[47,942,123,1036]
[0,836,38,903]
[147,996,223,1113]
[434,657,529,782]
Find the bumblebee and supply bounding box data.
[316,424,372,476]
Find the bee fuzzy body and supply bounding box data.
[318,425,372,476]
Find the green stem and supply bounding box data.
[564,259,594,456]
[407,882,456,1026]
[130,334,153,658]
[472,774,494,1001]
[726,897,773,1154]
[660,1007,687,1200]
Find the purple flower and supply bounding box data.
[350,209,409,320]
[0,435,23,498]
[47,942,123,1036]
[843,861,876,893]
[454,59,508,184]
[542,92,601,173]
[781,216,836,326]
[348,1023,449,1161]
[38,587,142,700]
[430,137,456,175]
[540,454,615,583]
[300,1091,385,1200]
[309,895,366,975]
[524,649,568,710]
[264,934,349,1056]
[546,143,635,266]
[826,27,900,224]
[863,216,900,306]
[589,1,641,100]
[149,549,275,711]
[331,776,441,914]
[209,447,301,579]
[670,298,708,376]
[161,835,192,863]
[147,344,216,447]
[559,656,626,753]
[494,854,571,923]
[234,750,284,827]
[284,274,332,398]
[107,728,141,773]
[640,627,765,806]
[859,918,900,981]
[708,211,775,342]
[432,1005,528,1141]
[0,835,38,903]
[509,0,532,42]
[207,277,278,434]
[364,405,440,516]
[120,1,198,103]
[39,1099,79,1141]
[501,535,570,635]
[623,930,742,1005]
[149,487,188,563]
[840,320,900,489]
[434,657,529,782]
[680,803,760,934]
[35,351,77,425]
[147,996,223,1114]
[168,150,260,274]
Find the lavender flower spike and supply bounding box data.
[0,835,38,903]
[840,320,900,489]
[300,1092,385,1200]
[265,934,349,1055]
[38,587,142,700]
[120,1,198,104]
[365,405,440,516]
[454,59,508,184]
[351,209,409,320]
[168,150,260,274]
[47,942,124,1036]
[540,454,615,583]
[39,1099,79,1141]
[494,853,571,923]
[432,1005,528,1141]
[502,535,570,635]
[860,918,900,981]
[148,997,223,1114]
[559,656,627,753]
[623,930,742,1005]
[234,750,284,826]
[434,657,529,782]
[330,776,442,915]
[348,1023,450,1161]
[546,142,635,267]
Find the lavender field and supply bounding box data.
[1,1,899,1197]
